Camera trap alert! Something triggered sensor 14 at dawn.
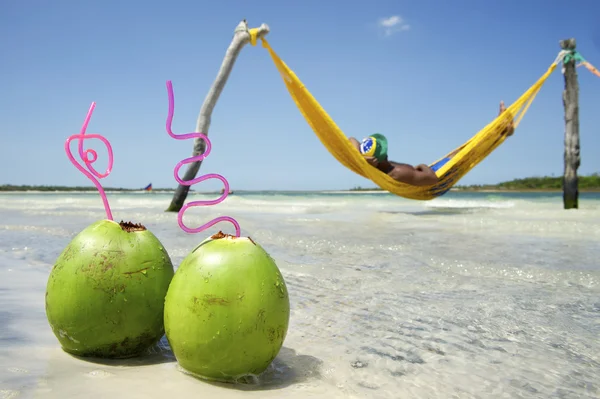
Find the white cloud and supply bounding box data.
[377,15,410,37]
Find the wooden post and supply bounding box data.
[560,38,580,210]
[166,20,270,212]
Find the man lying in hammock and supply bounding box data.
[349,101,515,186]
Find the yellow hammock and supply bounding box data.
[250,32,558,200]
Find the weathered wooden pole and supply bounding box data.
[560,38,580,210]
[166,20,270,212]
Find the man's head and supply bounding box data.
[359,133,388,162]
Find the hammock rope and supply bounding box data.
[562,49,600,78]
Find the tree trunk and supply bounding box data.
[560,38,580,210]
[166,20,270,212]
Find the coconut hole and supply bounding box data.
[119,221,147,232]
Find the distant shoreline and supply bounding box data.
[346,188,600,194]
[2,173,600,194]
[1,185,600,194]
[349,174,600,193]
[0,185,176,193]
[453,188,600,193]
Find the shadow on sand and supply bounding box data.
[379,208,476,217]
[68,336,323,391]
[196,346,323,391]
[66,335,175,367]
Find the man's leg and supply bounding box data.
[499,101,515,136]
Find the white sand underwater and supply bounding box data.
[1,191,599,398]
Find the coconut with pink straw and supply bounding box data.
[161,81,290,383]
[45,102,175,359]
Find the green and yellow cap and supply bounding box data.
[359,133,389,162]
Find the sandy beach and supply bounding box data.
[1,191,599,398]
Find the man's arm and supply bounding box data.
[353,138,438,186]
[387,163,439,186]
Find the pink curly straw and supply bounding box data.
[165,80,241,237]
[64,102,114,220]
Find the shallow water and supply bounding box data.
[1,191,599,398]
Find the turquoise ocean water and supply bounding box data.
[0,190,599,398]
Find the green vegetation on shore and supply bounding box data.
[455,173,600,191]
[350,173,600,192]
[2,173,600,193]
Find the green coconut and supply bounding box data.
[164,232,290,382]
[45,219,175,358]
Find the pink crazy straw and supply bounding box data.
[165,80,241,237]
[64,102,114,220]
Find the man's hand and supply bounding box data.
[349,137,361,152]
[364,156,379,167]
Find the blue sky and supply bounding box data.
[1,0,599,191]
